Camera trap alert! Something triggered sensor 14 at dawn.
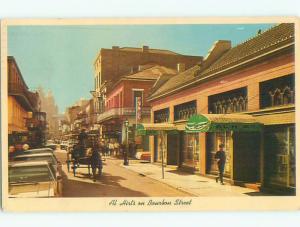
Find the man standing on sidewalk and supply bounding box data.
[215,144,226,185]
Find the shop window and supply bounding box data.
[260,74,295,109]
[174,100,197,121]
[154,108,169,123]
[208,87,247,114]
[206,132,232,177]
[264,125,295,188]
[182,133,200,169]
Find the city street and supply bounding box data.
[54,151,191,197]
[53,148,265,197]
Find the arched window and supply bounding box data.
[238,96,246,112]
[216,101,222,114]
[227,98,233,113]
[232,98,238,112]
[220,100,225,113]
[272,88,283,106]
[282,86,293,105]
[213,103,218,113]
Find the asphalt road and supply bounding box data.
[55,153,191,197]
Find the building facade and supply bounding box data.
[92,45,203,125]
[8,56,46,148]
[97,65,177,154]
[146,24,295,194]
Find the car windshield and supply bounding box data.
[13,156,57,174]
[25,150,52,155]
[9,165,53,183]
[14,155,56,165]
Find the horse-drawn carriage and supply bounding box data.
[66,131,103,181]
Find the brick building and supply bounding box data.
[143,24,295,194]
[92,45,202,116]
[97,65,177,155]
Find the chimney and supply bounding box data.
[112,46,119,50]
[142,45,149,52]
[177,63,186,73]
[200,40,231,71]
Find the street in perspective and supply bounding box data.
[7,22,295,198]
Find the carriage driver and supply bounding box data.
[90,140,103,182]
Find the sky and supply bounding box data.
[8,23,274,113]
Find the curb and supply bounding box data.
[118,162,199,196]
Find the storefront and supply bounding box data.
[180,132,200,171]
[264,124,295,193]
[137,123,179,165]
[186,114,263,183]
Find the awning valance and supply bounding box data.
[185,114,263,133]
[136,123,178,136]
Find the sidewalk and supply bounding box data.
[122,161,267,196]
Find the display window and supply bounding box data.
[182,133,200,169]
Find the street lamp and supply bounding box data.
[123,120,129,166]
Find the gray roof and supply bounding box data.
[148,23,295,101]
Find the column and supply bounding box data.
[197,95,208,175]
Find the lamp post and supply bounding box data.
[160,131,165,179]
[124,120,129,166]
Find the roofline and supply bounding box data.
[107,65,175,95]
[147,42,294,102]
[8,56,29,89]
[93,47,202,65]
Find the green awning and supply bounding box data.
[136,123,179,136]
[185,114,263,133]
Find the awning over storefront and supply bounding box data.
[185,114,263,133]
[136,123,178,136]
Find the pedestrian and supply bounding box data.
[22,143,29,151]
[114,141,120,156]
[104,141,109,157]
[108,141,114,156]
[215,144,226,185]
[122,143,129,166]
[90,143,103,182]
[8,146,16,161]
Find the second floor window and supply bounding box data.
[174,100,197,121]
[208,87,248,114]
[260,74,295,109]
[154,108,169,123]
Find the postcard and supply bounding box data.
[1,17,299,211]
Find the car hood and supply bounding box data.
[9,182,55,198]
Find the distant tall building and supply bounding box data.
[37,87,59,138]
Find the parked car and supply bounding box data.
[9,161,62,198]
[24,148,54,155]
[44,144,58,151]
[135,151,151,162]
[12,153,62,177]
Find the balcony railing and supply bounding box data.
[97,107,151,123]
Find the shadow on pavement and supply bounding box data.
[166,169,195,176]
[61,168,148,197]
[243,191,273,196]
